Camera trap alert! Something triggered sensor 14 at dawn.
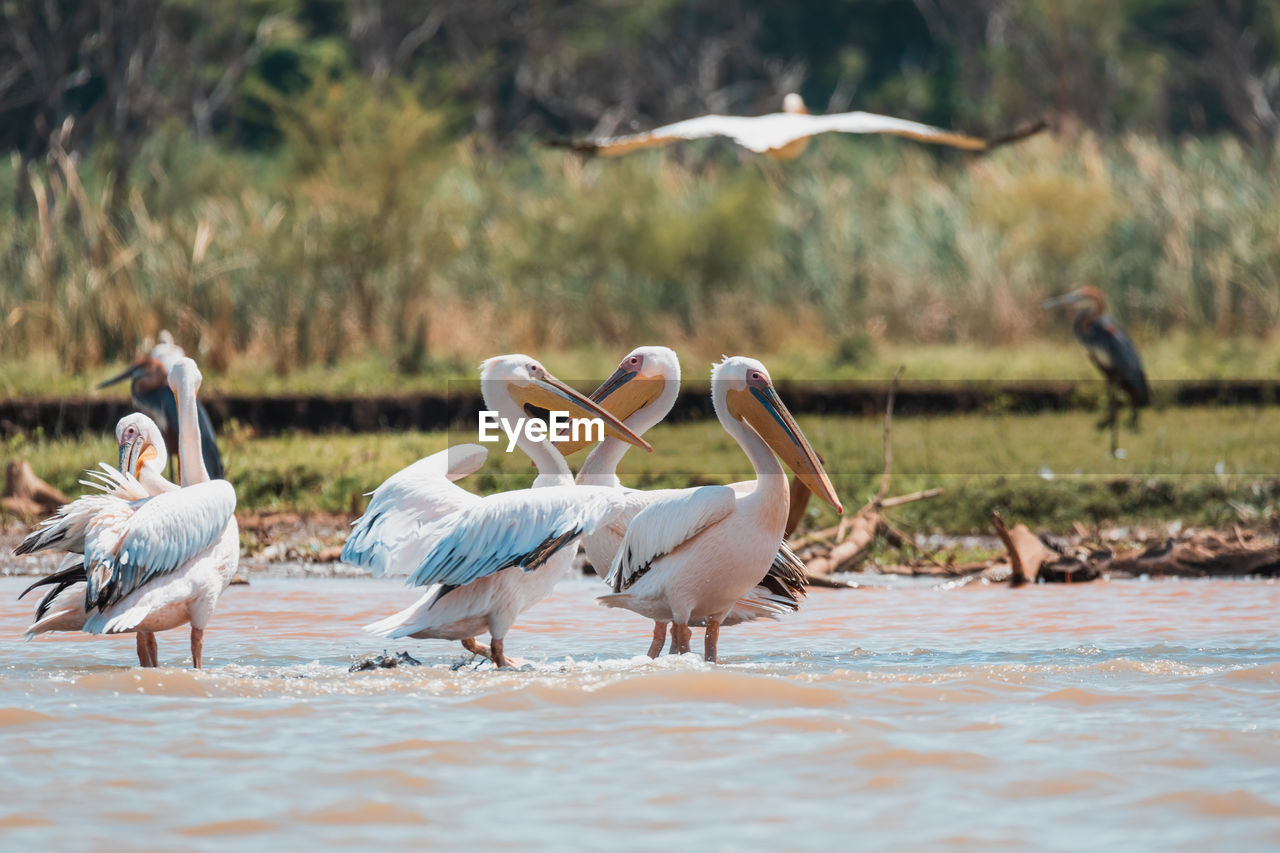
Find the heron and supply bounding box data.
[1043,286,1150,453]
[559,92,1044,159]
[597,356,842,662]
[98,333,223,480]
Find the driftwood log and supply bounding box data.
[1107,530,1280,578]
[2,460,68,520]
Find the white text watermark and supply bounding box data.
[478,411,604,452]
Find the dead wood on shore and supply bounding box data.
[1,460,68,521]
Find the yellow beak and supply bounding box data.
[727,385,842,513]
[554,364,664,455]
[514,373,653,453]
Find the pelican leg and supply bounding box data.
[135,632,155,667]
[460,637,493,660]
[490,637,509,669]
[672,624,692,655]
[646,621,667,658]
[190,626,204,669]
[704,618,721,664]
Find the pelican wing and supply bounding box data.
[581,114,770,156]
[81,479,236,614]
[341,444,489,576]
[579,110,989,155]
[14,465,150,557]
[607,485,736,592]
[406,485,617,588]
[806,111,988,150]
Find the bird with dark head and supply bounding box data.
[1043,286,1150,450]
[98,336,223,480]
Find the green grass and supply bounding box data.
[4,331,1280,399]
[8,407,1279,535]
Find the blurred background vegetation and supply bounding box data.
[2,0,1279,389]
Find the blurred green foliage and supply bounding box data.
[1,1,1278,380]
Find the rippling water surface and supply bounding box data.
[2,572,1278,850]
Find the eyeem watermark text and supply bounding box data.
[478,411,604,452]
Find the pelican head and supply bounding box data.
[480,355,652,452]
[556,346,681,455]
[167,356,203,401]
[1042,285,1105,312]
[782,93,808,114]
[714,356,842,514]
[116,413,167,480]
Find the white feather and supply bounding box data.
[606,485,736,592]
[341,444,487,576]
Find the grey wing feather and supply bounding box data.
[82,480,236,613]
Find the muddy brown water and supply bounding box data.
[1,572,1278,849]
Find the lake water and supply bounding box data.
[1,572,1278,850]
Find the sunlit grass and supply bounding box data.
[4,332,1280,399]
[9,407,1278,534]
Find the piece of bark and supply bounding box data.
[804,513,880,577]
[992,512,1056,586]
[2,460,68,519]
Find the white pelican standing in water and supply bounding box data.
[345,355,652,668]
[15,360,239,668]
[598,356,842,662]
[561,93,1043,159]
[18,413,176,664]
[562,346,807,657]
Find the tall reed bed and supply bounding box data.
[2,85,1277,380]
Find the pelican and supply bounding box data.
[598,356,842,662]
[17,413,175,664]
[561,92,1044,159]
[563,346,807,657]
[345,355,651,668]
[17,359,239,668]
[98,332,223,480]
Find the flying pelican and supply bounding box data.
[17,359,239,668]
[1043,286,1150,451]
[98,332,223,480]
[17,413,175,664]
[560,92,1044,159]
[345,355,652,668]
[563,346,808,657]
[598,356,842,662]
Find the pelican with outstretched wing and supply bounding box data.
[561,93,1044,160]
[17,359,239,668]
[597,356,842,662]
[560,346,808,658]
[346,355,651,668]
[17,413,176,664]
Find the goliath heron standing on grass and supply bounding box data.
[1043,286,1150,454]
[98,334,224,480]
